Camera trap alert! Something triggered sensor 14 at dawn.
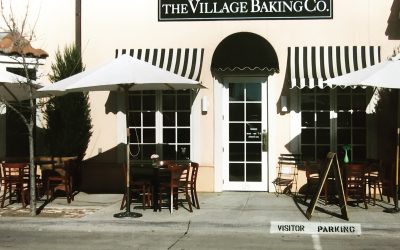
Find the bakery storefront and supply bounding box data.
[3,0,399,193]
[112,0,396,192]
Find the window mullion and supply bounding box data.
[156,91,163,145]
[331,88,337,152]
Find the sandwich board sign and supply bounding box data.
[306,152,348,220]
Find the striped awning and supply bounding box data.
[115,48,204,82]
[289,46,381,88]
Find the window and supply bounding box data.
[300,88,367,162]
[336,88,367,161]
[300,88,331,161]
[128,90,192,162]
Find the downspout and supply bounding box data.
[75,0,81,54]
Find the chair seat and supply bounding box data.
[46,159,76,203]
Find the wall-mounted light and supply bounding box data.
[201,96,208,113]
[281,96,288,112]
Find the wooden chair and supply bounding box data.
[345,163,368,209]
[175,163,193,212]
[366,162,393,205]
[158,163,192,213]
[46,159,76,203]
[1,162,29,208]
[188,162,200,209]
[272,154,301,196]
[120,164,152,210]
[303,161,320,202]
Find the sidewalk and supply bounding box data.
[0,192,399,235]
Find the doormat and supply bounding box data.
[0,207,98,218]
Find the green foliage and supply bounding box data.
[44,45,92,160]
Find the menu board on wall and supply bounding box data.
[159,0,333,21]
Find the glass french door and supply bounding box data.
[223,77,268,191]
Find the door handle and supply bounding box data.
[262,130,268,152]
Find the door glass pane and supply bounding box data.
[246,103,261,121]
[246,123,261,142]
[247,163,262,182]
[246,83,261,101]
[229,83,244,101]
[229,103,244,121]
[229,143,244,161]
[230,123,244,141]
[229,163,244,181]
[246,143,261,161]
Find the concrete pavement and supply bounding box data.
[0,192,399,236]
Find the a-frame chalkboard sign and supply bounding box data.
[305,152,348,220]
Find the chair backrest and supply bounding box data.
[1,162,28,182]
[277,154,300,179]
[189,162,199,186]
[346,164,366,184]
[305,161,320,180]
[168,164,185,186]
[179,164,190,184]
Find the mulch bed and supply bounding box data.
[0,207,98,218]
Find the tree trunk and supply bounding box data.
[29,92,36,216]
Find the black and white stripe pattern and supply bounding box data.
[116,48,204,82]
[289,46,381,88]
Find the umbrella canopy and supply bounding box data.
[325,54,400,88]
[39,54,205,94]
[38,54,204,217]
[0,69,41,102]
[324,54,400,213]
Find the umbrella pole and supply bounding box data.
[114,87,142,218]
[395,128,399,211]
[384,93,400,214]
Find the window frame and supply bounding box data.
[128,90,194,163]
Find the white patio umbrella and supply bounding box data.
[325,54,400,213]
[39,54,205,217]
[0,69,41,102]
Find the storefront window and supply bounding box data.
[300,88,367,162]
[301,89,331,161]
[128,90,192,162]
